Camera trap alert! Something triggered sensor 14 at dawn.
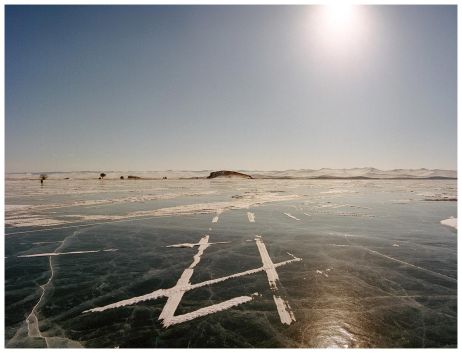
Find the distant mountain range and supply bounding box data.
[5,168,457,180]
[249,168,457,180]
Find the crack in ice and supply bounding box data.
[23,234,118,347]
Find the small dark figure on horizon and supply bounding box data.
[40,174,48,185]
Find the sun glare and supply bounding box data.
[324,4,356,33]
[307,4,369,60]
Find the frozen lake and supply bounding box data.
[5,178,457,348]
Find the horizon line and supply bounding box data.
[5,167,458,174]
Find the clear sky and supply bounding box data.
[5,5,457,172]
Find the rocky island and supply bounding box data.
[207,170,253,179]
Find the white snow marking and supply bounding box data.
[334,212,375,218]
[316,269,330,278]
[5,204,31,211]
[6,217,69,227]
[188,255,301,291]
[283,213,300,221]
[84,235,301,328]
[272,295,296,324]
[247,212,255,223]
[6,191,218,214]
[84,255,301,315]
[212,209,223,223]
[83,289,169,313]
[18,249,118,258]
[320,189,356,194]
[6,192,300,234]
[164,294,258,327]
[441,217,457,230]
[255,235,297,325]
[158,235,210,326]
[166,241,230,248]
[303,213,311,216]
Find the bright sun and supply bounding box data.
[324,4,356,33]
[308,4,367,57]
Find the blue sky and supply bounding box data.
[5,5,457,172]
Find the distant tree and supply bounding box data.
[100,173,106,180]
[120,176,124,180]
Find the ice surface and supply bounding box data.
[4,178,457,348]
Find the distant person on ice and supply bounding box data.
[40,174,47,185]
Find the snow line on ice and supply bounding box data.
[6,192,300,230]
[5,191,218,214]
[441,217,457,230]
[283,213,300,221]
[163,294,258,328]
[85,235,211,316]
[272,295,296,325]
[188,255,301,291]
[255,235,297,325]
[166,241,230,248]
[83,289,168,313]
[158,235,210,326]
[85,254,302,314]
[83,236,302,328]
[6,216,70,227]
[18,249,118,258]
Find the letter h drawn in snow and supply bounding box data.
[83,235,302,327]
